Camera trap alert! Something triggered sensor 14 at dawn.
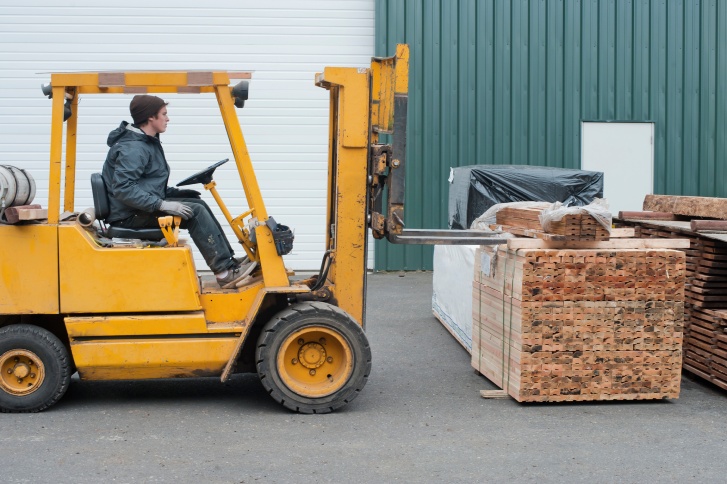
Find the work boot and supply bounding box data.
[216,265,247,289]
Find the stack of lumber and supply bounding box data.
[472,238,686,402]
[684,308,727,390]
[495,205,610,241]
[618,214,727,391]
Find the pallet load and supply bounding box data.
[472,239,687,402]
[495,205,610,241]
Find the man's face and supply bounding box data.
[148,107,168,134]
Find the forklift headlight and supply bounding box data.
[41,83,53,98]
[41,83,73,121]
[232,80,249,109]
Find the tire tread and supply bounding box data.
[256,302,371,414]
[0,324,72,413]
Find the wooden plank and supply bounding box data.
[480,389,511,399]
[506,238,690,250]
[691,220,727,231]
[611,227,635,238]
[644,194,727,220]
[618,211,677,220]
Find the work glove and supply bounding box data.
[175,189,201,199]
[159,200,194,220]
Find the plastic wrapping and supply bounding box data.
[432,245,479,352]
[448,165,604,230]
[539,198,612,232]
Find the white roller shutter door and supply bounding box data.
[0,0,374,271]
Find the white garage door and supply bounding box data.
[0,0,374,271]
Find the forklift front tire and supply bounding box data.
[256,302,371,414]
[0,325,72,413]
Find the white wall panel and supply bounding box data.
[0,0,374,270]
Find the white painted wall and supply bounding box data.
[581,122,654,215]
[0,0,374,270]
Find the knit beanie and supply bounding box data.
[129,95,167,125]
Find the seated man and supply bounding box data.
[102,94,246,288]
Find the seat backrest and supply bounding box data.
[90,173,110,220]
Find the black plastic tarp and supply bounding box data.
[448,165,604,230]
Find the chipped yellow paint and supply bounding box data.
[315,67,370,324]
[200,282,265,324]
[71,338,237,380]
[312,45,409,325]
[65,312,210,338]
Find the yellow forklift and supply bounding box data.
[0,45,504,413]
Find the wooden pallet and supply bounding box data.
[471,242,685,402]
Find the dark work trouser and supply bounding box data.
[113,198,236,273]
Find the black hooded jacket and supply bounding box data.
[101,121,186,223]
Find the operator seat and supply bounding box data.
[90,173,164,240]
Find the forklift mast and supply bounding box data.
[316,45,507,326]
[313,44,411,327]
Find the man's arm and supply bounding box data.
[165,186,201,199]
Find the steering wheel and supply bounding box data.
[176,158,229,187]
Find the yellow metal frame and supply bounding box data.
[46,70,289,288]
[314,45,410,326]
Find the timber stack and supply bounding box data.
[494,206,610,241]
[472,239,686,402]
[618,194,727,391]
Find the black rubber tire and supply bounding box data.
[0,324,72,413]
[256,302,371,414]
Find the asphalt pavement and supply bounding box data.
[3,272,727,483]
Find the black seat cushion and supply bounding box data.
[90,173,164,241]
[106,226,165,240]
[90,173,110,220]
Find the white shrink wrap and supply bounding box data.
[432,245,478,353]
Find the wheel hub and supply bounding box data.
[12,362,30,379]
[277,326,354,398]
[298,342,326,369]
[0,349,45,396]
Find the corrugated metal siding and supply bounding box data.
[0,0,374,271]
[375,0,727,270]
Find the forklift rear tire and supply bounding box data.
[0,324,72,413]
[256,302,371,414]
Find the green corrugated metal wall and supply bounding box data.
[374,0,727,270]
